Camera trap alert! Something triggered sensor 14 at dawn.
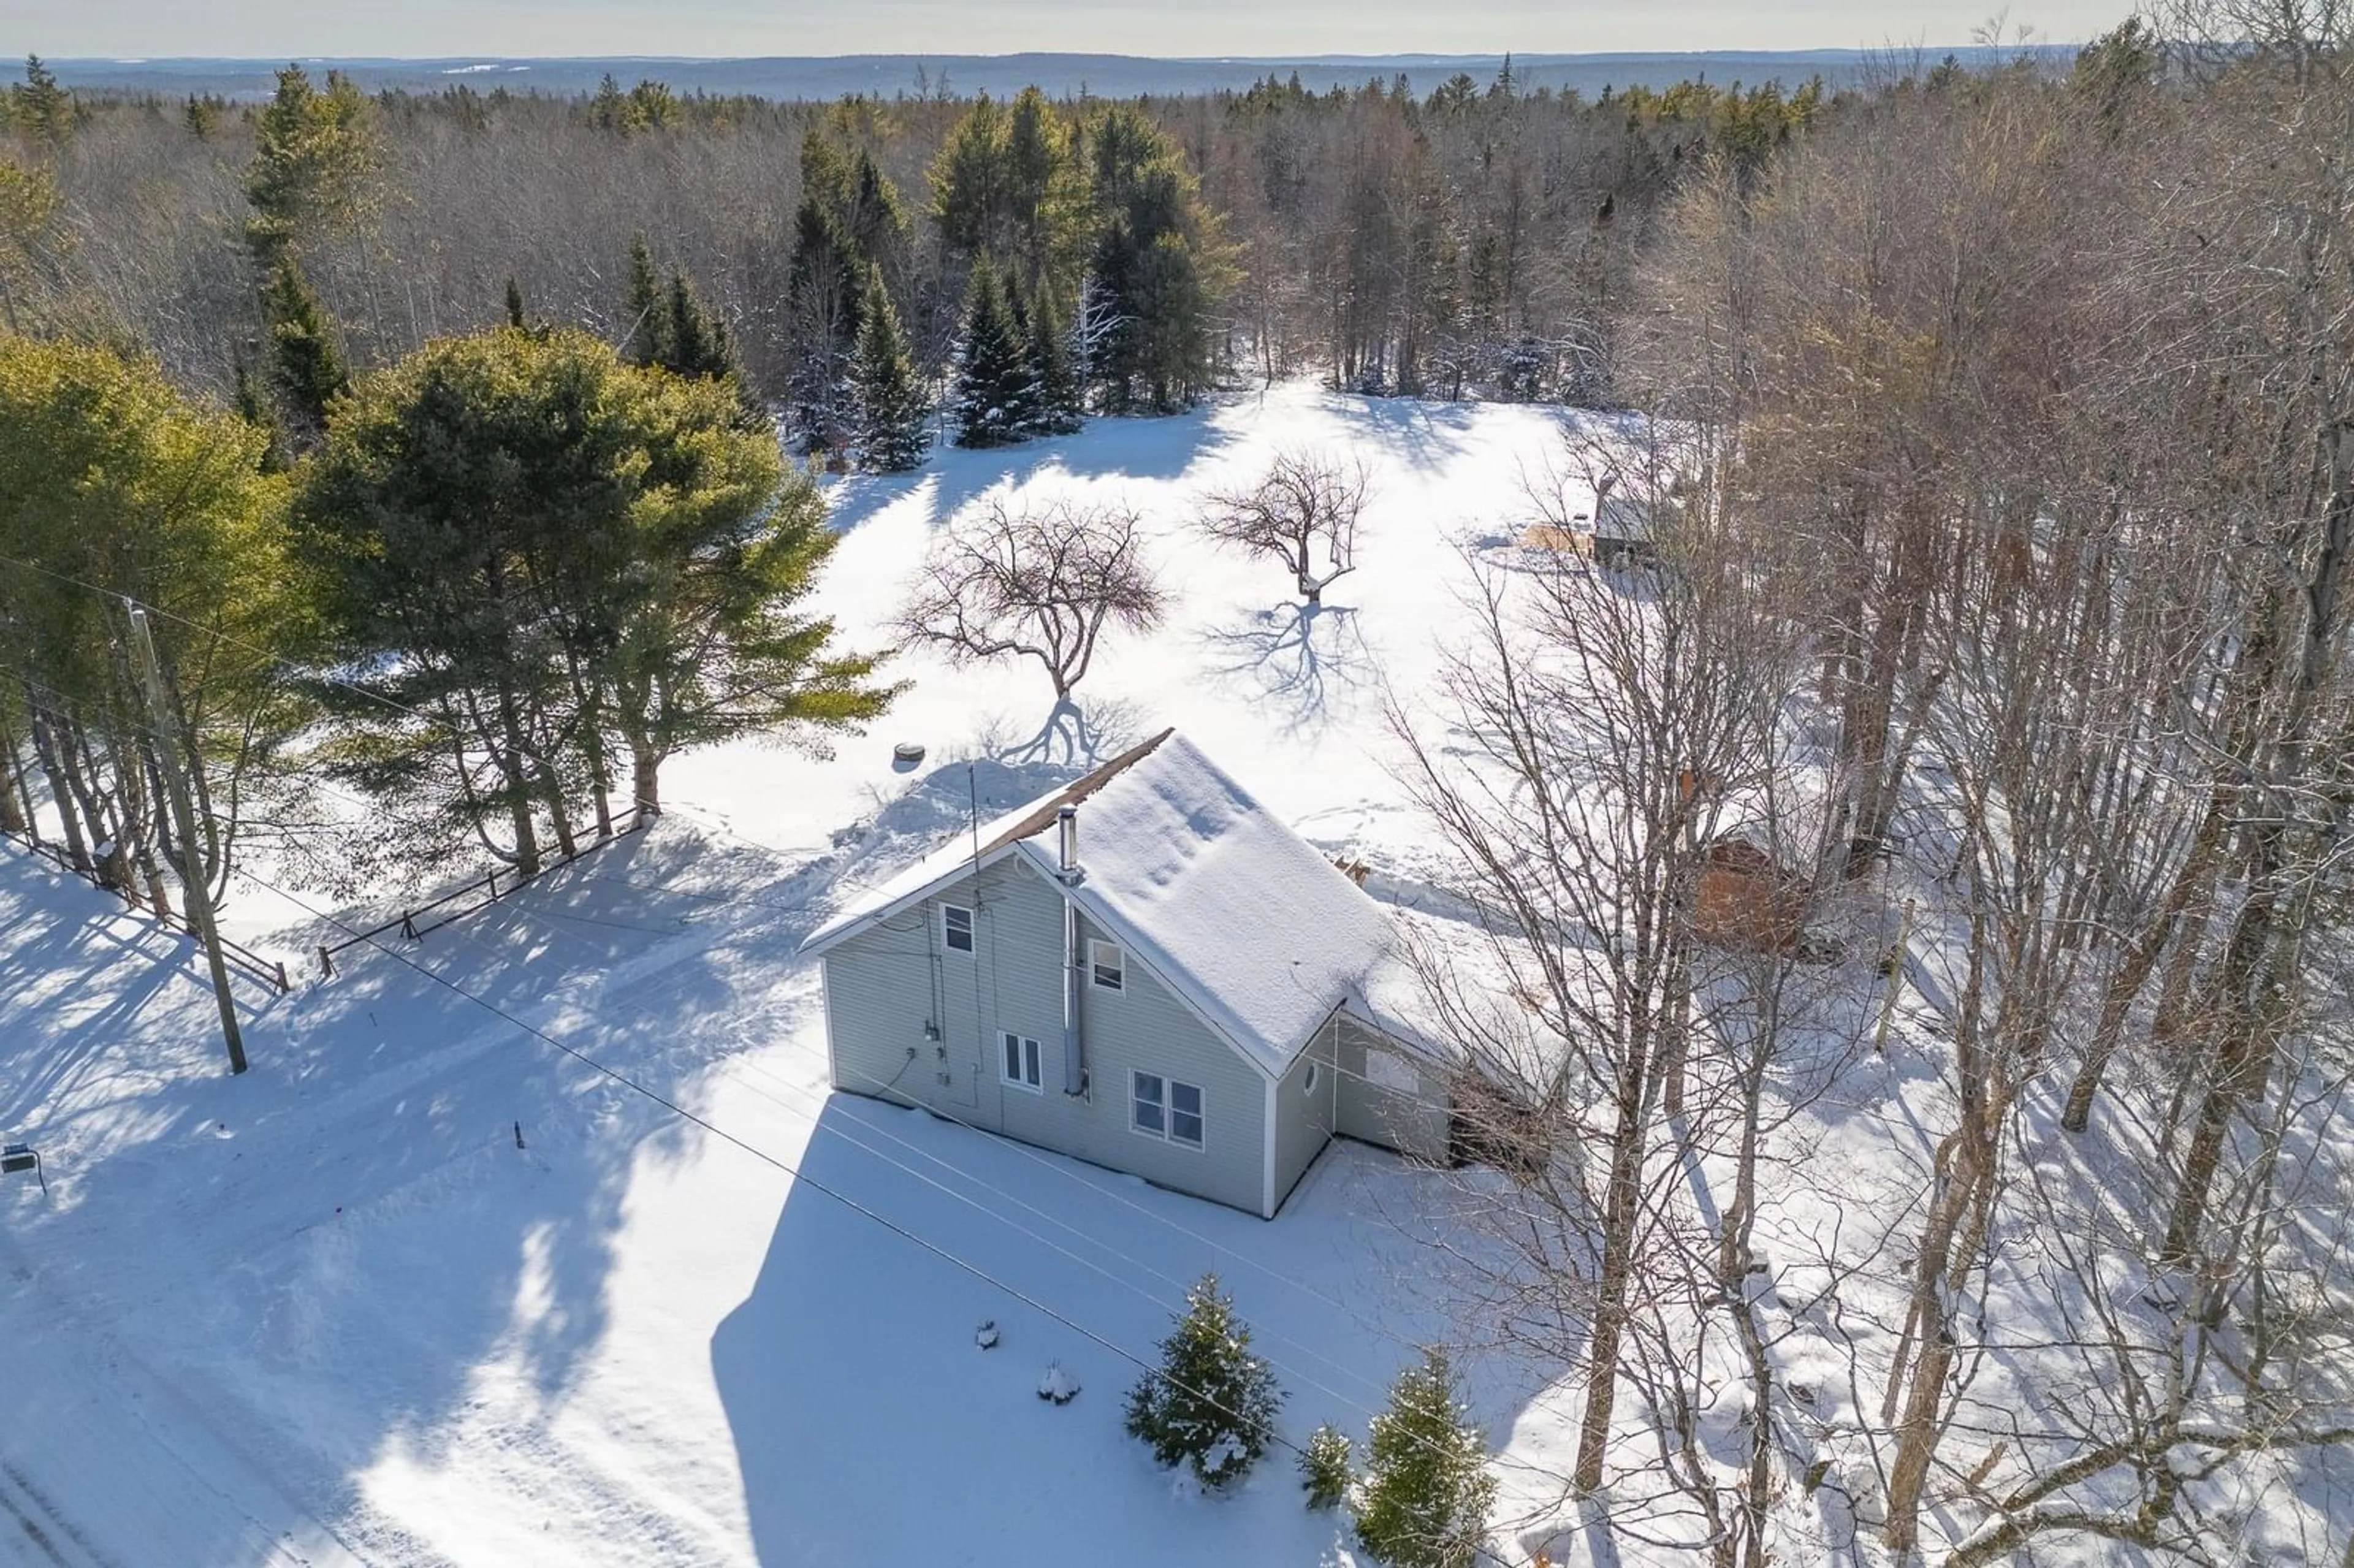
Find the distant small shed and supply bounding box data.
[1517,472,1682,567]
[1693,837,1810,952]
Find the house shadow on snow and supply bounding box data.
[709,1098,1557,1567]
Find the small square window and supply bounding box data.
[1089,940,1124,992]
[1000,1032,1042,1091]
[943,904,975,953]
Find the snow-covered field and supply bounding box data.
[0,385,1604,1568]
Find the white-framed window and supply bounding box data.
[1131,1071,1205,1149]
[1089,939,1125,993]
[1000,1032,1043,1092]
[942,903,975,954]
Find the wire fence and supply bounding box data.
[314,806,650,977]
[0,819,292,994]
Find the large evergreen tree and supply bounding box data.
[951,264,1032,448]
[1025,283,1084,436]
[1083,105,1221,413]
[852,263,928,472]
[261,252,346,440]
[785,137,873,455]
[295,326,896,867]
[998,274,1046,440]
[0,333,299,910]
[9,56,73,146]
[242,64,380,266]
[620,233,671,368]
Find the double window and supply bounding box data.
[1089,940,1125,992]
[1000,1032,1043,1092]
[1131,1071,1204,1149]
[942,904,975,953]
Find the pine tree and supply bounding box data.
[1081,105,1221,414]
[10,57,72,147]
[620,234,669,368]
[852,264,928,472]
[1300,1424,1354,1511]
[999,273,1046,440]
[952,264,1031,449]
[1027,285,1085,436]
[229,346,289,474]
[785,189,866,454]
[243,65,379,266]
[1122,1273,1283,1489]
[1352,1349,1496,1568]
[261,253,345,443]
[1497,335,1548,402]
[666,272,723,379]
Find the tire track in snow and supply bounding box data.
[0,1461,109,1568]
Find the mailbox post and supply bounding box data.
[1,1142,45,1197]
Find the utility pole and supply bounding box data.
[126,601,247,1075]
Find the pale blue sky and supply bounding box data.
[13,1,2129,61]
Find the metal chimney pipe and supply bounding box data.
[1057,804,1086,1095]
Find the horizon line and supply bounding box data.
[30,44,2078,66]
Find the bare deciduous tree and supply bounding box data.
[897,498,1165,701]
[1200,450,1368,604]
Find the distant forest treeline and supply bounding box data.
[0,49,1848,430]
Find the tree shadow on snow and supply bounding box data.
[1195,601,1375,739]
[1322,393,1519,474]
[822,410,1237,541]
[986,697,1147,771]
[0,831,819,1566]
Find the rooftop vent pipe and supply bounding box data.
[1056,804,1082,885]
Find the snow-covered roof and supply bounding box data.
[802,731,1398,1076]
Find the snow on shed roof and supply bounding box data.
[801,731,1398,1076]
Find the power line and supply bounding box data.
[225,843,1572,1491]
[4,554,1543,1483]
[222,859,1344,1475]
[278,849,1574,1491]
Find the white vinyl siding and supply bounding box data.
[823,858,1276,1214]
[1090,940,1125,992]
[1000,1032,1043,1092]
[1332,1012,1450,1162]
[1132,1071,1204,1149]
[942,904,975,953]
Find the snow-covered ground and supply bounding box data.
[0,385,1596,1568]
[18,382,2292,1567]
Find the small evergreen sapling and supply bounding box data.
[1353,1348,1496,1568]
[1123,1272,1283,1488]
[1300,1423,1353,1510]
